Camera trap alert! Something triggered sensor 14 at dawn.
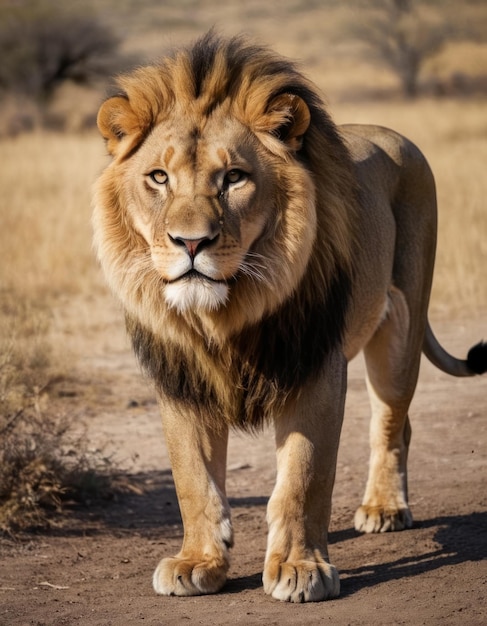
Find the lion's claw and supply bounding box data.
[263,559,340,603]
[354,505,413,533]
[153,556,228,596]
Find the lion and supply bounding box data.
[92,32,487,603]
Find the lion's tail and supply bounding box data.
[422,323,487,377]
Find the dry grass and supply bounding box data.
[0,131,107,300]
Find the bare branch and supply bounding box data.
[0,5,129,103]
[348,0,457,97]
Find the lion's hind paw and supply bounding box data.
[354,504,413,533]
[263,558,340,603]
[153,556,228,596]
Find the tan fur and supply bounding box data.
[92,33,485,602]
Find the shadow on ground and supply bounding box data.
[8,469,483,599]
[338,511,487,598]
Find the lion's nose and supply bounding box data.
[168,233,218,260]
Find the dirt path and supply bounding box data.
[1,294,486,625]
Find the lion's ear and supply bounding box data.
[266,93,311,151]
[97,96,145,159]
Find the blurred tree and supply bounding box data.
[0,3,124,104]
[350,0,456,97]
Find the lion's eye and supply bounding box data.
[149,170,168,185]
[224,169,247,186]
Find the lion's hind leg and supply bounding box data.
[355,286,422,534]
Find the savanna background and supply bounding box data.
[1,1,486,624]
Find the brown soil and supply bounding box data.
[1,293,486,625]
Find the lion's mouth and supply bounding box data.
[163,269,231,313]
[167,269,228,285]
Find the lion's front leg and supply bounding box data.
[263,356,346,602]
[153,400,232,597]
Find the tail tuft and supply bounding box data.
[467,341,487,375]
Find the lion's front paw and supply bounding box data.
[354,504,413,533]
[153,556,228,596]
[263,557,340,603]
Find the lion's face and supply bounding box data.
[120,109,278,313]
[94,87,317,328]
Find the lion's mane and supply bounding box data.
[93,32,358,429]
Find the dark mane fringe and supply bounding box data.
[127,263,351,430]
[126,314,220,414]
[236,264,351,428]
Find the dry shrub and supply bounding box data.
[0,411,116,534]
[0,293,126,536]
